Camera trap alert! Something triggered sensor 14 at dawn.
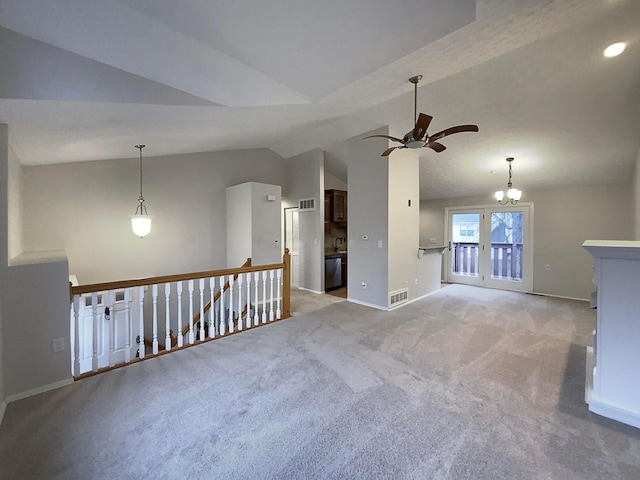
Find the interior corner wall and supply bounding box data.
[0,124,7,408]
[7,145,23,262]
[285,149,324,293]
[419,182,632,300]
[633,147,640,240]
[22,148,287,284]
[387,149,423,299]
[325,169,347,190]
[1,124,72,400]
[346,128,389,308]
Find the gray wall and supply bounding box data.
[7,145,22,262]
[420,183,633,300]
[285,149,324,293]
[347,128,389,308]
[22,149,288,284]
[633,148,640,240]
[1,124,71,401]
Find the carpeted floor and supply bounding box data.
[1,284,640,479]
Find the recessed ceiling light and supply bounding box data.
[604,42,626,57]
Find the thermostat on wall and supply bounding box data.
[266,194,276,202]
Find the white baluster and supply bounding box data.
[237,273,244,331]
[269,269,275,322]
[254,271,260,326]
[138,286,145,359]
[209,277,216,338]
[176,282,184,348]
[199,278,206,341]
[124,288,132,363]
[188,280,195,344]
[152,285,159,354]
[228,275,235,334]
[165,283,172,351]
[73,295,81,376]
[91,292,99,372]
[108,290,115,367]
[219,276,226,336]
[262,271,268,324]
[276,268,282,319]
[245,272,252,328]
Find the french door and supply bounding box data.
[445,204,533,292]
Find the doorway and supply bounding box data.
[284,207,300,288]
[445,204,533,292]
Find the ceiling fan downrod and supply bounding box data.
[409,75,423,127]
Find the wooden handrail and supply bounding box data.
[69,258,282,296]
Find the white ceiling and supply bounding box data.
[1,0,639,199]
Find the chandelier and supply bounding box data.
[130,144,152,237]
[495,157,521,205]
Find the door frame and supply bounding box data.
[444,203,534,292]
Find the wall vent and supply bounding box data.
[389,288,409,308]
[298,197,316,211]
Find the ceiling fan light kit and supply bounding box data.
[363,74,478,156]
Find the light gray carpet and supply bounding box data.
[1,284,640,479]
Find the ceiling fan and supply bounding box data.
[364,75,479,156]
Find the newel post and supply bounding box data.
[282,248,291,318]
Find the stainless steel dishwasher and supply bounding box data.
[325,256,342,290]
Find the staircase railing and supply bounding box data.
[70,249,291,379]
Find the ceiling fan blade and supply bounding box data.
[412,113,433,141]
[363,134,404,143]
[425,141,446,153]
[382,146,398,156]
[429,124,479,141]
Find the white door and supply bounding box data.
[446,204,533,292]
[72,289,138,375]
[446,209,484,286]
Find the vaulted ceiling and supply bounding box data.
[1,0,639,199]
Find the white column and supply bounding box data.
[276,268,282,319]
[245,272,252,328]
[124,288,132,363]
[188,279,195,344]
[91,292,99,372]
[176,282,184,348]
[209,277,216,338]
[165,283,172,351]
[269,269,275,322]
[262,271,268,324]
[237,273,244,331]
[254,271,260,326]
[108,290,115,367]
[228,275,235,334]
[199,278,206,341]
[138,286,145,359]
[152,284,159,354]
[73,295,81,376]
[219,276,226,336]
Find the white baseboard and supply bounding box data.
[587,396,640,429]
[297,287,324,295]
[346,298,388,311]
[529,291,589,302]
[0,399,6,426]
[6,378,74,404]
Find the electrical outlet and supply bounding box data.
[545,264,551,271]
[52,338,65,353]
[415,278,418,285]
[361,281,367,289]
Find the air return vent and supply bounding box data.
[298,197,316,211]
[389,288,408,308]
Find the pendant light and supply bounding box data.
[130,144,152,237]
[495,157,522,205]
